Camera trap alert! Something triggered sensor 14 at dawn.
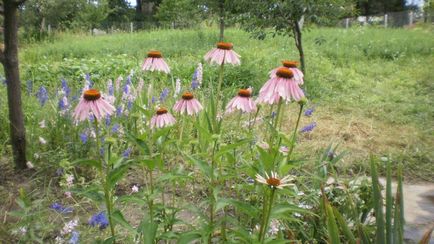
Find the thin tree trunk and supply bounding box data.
[292,20,305,74]
[218,0,224,42]
[1,0,27,169]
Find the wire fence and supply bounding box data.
[40,9,434,37]
[338,9,434,28]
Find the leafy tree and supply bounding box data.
[155,0,203,28]
[196,0,239,41]
[76,0,109,30]
[104,0,132,26]
[235,0,353,74]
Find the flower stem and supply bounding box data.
[215,61,225,111]
[94,119,116,240]
[209,140,218,243]
[287,104,304,163]
[274,98,283,129]
[260,188,276,243]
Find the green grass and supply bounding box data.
[15,26,434,180]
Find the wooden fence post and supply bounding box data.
[384,14,388,28]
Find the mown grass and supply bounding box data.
[6,26,434,180]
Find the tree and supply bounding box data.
[196,0,238,41]
[155,0,203,28]
[0,0,27,169]
[235,0,353,74]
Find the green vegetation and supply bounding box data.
[16,27,434,180]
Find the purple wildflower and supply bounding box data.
[88,211,109,230]
[80,133,88,144]
[151,96,156,104]
[300,122,317,133]
[50,203,73,214]
[58,96,69,111]
[105,116,111,126]
[112,124,120,134]
[159,88,170,102]
[108,80,114,96]
[36,86,49,107]
[69,231,79,244]
[122,148,132,158]
[116,106,123,117]
[61,79,71,97]
[304,107,314,117]
[191,71,200,90]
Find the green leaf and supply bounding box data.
[116,195,147,205]
[178,231,202,244]
[370,157,385,244]
[215,139,250,158]
[72,158,101,170]
[108,163,130,189]
[112,209,135,232]
[385,160,392,244]
[216,198,258,217]
[333,207,356,244]
[183,153,212,179]
[126,131,150,155]
[325,203,341,244]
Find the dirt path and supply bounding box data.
[380,178,434,243]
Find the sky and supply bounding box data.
[126,0,136,7]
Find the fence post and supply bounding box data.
[384,14,388,28]
[409,11,414,25]
[48,24,51,34]
[345,18,349,29]
[130,22,133,33]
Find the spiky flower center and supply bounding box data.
[83,89,101,101]
[266,177,281,187]
[276,67,294,79]
[238,89,251,97]
[182,92,194,100]
[156,108,168,115]
[147,51,162,58]
[282,60,298,68]
[216,42,233,50]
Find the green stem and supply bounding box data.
[94,119,116,240]
[274,98,283,129]
[149,169,154,219]
[208,140,219,243]
[258,192,268,241]
[215,61,225,112]
[286,104,304,163]
[249,106,261,130]
[260,188,276,243]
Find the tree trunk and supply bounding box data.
[218,0,224,42]
[292,20,305,74]
[1,0,27,169]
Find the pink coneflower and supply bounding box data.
[269,60,304,85]
[204,42,241,66]
[150,107,176,129]
[225,88,257,114]
[257,68,305,105]
[173,92,203,115]
[142,50,170,73]
[73,89,115,122]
